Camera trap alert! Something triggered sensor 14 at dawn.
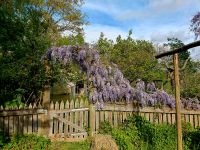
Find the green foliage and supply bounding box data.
[182,122,200,150]
[124,115,155,143]
[0,0,86,104]
[160,38,200,98]
[56,33,85,46]
[1,133,90,150]
[95,31,164,84]
[152,124,177,150]
[98,120,113,135]
[3,134,51,150]
[4,88,26,108]
[50,61,85,86]
[50,140,90,150]
[0,131,9,148]
[98,115,200,150]
[111,127,141,150]
[99,119,141,150]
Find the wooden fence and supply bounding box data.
[94,103,200,132]
[0,99,200,139]
[0,104,46,135]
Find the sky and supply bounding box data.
[82,0,200,60]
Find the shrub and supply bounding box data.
[123,115,155,144]
[111,126,141,150]
[99,119,142,150]
[188,128,200,150]
[3,134,51,150]
[151,124,177,150]
[98,120,112,135]
[0,131,9,148]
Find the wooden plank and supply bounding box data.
[55,102,59,110]
[181,114,185,123]
[54,115,59,135]
[163,113,167,123]
[108,111,113,124]
[32,115,37,133]
[65,100,70,136]
[189,115,194,127]
[14,116,19,134]
[185,114,190,124]
[158,113,163,124]
[59,101,65,135]
[171,114,176,125]
[149,113,154,123]
[118,112,123,124]
[84,110,89,137]
[79,109,84,138]
[155,40,200,59]
[100,111,104,123]
[9,116,14,134]
[153,113,159,124]
[19,115,24,134]
[101,105,200,114]
[37,114,42,135]
[74,111,78,137]
[113,111,118,127]
[0,117,3,132]
[0,109,46,116]
[145,113,150,121]
[69,100,74,135]
[28,115,32,133]
[4,116,8,135]
[140,112,145,118]
[194,115,198,128]
[122,111,127,122]
[49,114,54,136]
[95,111,100,132]
[166,113,170,123]
[104,111,109,121]
[54,102,60,135]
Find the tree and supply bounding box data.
[56,33,85,47]
[159,38,199,98]
[0,0,86,104]
[95,30,164,85]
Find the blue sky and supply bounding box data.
[82,0,200,59]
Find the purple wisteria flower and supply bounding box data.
[43,45,200,110]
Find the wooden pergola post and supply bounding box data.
[173,53,182,150]
[155,40,200,150]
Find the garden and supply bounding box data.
[0,0,200,150]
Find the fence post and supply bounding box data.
[38,85,50,136]
[89,103,95,136]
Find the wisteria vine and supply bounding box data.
[43,45,200,110]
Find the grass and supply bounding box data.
[50,140,90,150]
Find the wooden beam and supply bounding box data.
[155,40,200,59]
[173,53,183,150]
[0,109,46,116]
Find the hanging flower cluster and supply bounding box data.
[43,45,200,110]
[135,80,200,109]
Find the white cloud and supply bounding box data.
[83,1,119,17]
[189,47,200,60]
[150,29,192,43]
[117,0,200,21]
[84,24,128,43]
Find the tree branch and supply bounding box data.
[180,58,189,71]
